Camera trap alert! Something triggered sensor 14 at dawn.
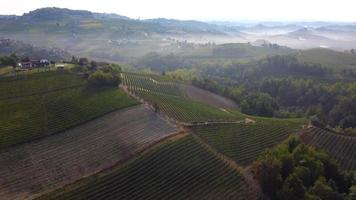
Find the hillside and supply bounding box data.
[0,37,71,60]
[0,105,177,199]
[297,48,356,68]
[189,118,305,165]
[0,71,138,149]
[37,135,258,200]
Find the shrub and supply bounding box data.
[88,70,121,86]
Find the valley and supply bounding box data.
[0,6,355,200]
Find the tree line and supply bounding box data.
[192,55,356,132]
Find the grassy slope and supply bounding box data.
[0,72,138,149]
[37,135,256,200]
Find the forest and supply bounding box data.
[190,55,356,133]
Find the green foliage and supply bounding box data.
[0,53,18,68]
[251,137,354,200]
[88,70,121,86]
[240,92,278,117]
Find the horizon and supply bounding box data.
[1,0,356,23]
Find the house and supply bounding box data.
[18,59,50,69]
[55,64,66,70]
[18,61,33,69]
[40,59,50,67]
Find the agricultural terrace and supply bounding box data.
[300,126,356,171]
[37,135,257,200]
[0,105,177,200]
[189,118,305,165]
[185,85,239,109]
[0,71,138,149]
[122,73,245,122]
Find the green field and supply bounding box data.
[0,72,138,149]
[190,118,305,165]
[37,135,256,200]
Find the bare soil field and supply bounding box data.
[0,105,177,200]
[185,85,239,109]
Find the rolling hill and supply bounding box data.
[0,71,138,149]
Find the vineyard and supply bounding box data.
[37,135,257,200]
[185,85,239,109]
[0,105,177,200]
[122,73,245,122]
[189,118,305,165]
[0,72,138,149]
[0,71,86,100]
[300,126,356,171]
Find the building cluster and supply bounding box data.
[18,59,50,69]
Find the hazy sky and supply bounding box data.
[1,0,356,22]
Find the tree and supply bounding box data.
[88,70,121,86]
[251,151,283,198]
[71,56,78,64]
[153,102,159,113]
[78,57,89,66]
[90,61,98,69]
[309,177,343,200]
[339,115,356,128]
[278,174,306,200]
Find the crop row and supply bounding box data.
[0,105,177,200]
[189,120,303,165]
[122,73,244,122]
[37,135,257,200]
[0,71,86,100]
[0,87,138,149]
[122,73,186,97]
[300,127,356,171]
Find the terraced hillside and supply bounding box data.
[0,71,138,149]
[122,73,244,122]
[37,135,257,200]
[0,105,177,200]
[185,85,239,109]
[189,118,305,165]
[300,126,356,171]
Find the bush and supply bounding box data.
[251,137,353,200]
[88,70,121,86]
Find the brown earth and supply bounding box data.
[0,105,178,200]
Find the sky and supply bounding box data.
[1,0,356,22]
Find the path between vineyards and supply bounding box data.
[121,84,265,198]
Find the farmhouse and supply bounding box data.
[18,59,50,69]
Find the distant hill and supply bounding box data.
[297,48,356,68]
[145,18,226,34]
[0,37,71,60]
[0,7,356,62]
